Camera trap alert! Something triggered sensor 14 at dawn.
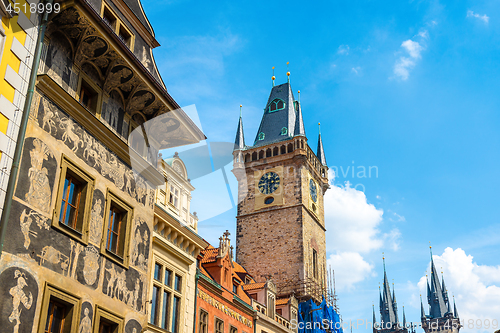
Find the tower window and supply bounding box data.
[313,249,318,279]
[258,132,265,141]
[281,127,288,135]
[269,99,285,112]
[264,197,274,205]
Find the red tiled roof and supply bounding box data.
[233,261,247,274]
[242,282,265,291]
[201,247,218,263]
[276,298,289,306]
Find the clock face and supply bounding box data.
[258,172,280,194]
[310,179,318,203]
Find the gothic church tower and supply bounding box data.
[232,78,329,301]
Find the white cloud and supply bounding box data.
[393,30,428,80]
[417,248,500,323]
[337,44,350,55]
[351,66,361,75]
[327,252,374,291]
[401,40,423,59]
[467,10,490,24]
[325,171,400,290]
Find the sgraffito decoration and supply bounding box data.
[102,261,145,312]
[125,319,142,333]
[89,189,105,244]
[35,93,149,207]
[131,217,150,271]
[14,137,56,214]
[76,245,102,289]
[77,302,93,333]
[0,267,38,333]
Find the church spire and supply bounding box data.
[403,306,407,328]
[380,255,397,325]
[421,295,426,320]
[234,105,245,150]
[428,246,448,318]
[294,91,305,137]
[453,297,459,318]
[317,123,327,166]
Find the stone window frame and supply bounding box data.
[76,72,103,116]
[100,189,133,268]
[93,305,124,333]
[100,1,135,51]
[214,317,224,333]
[198,308,209,333]
[149,255,186,332]
[37,284,81,333]
[230,325,238,333]
[53,154,95,245]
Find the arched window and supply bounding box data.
[268,99,285,112]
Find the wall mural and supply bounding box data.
[89,189,105,244]
[125,319,142,333]
[102,262,145,312]
[131,217,150,272]
[4,201,102,290]
[14,137,56,215]
[35,93,151,207]
[78,301,93,333]
[0,267,38,333]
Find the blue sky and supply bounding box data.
[144,0,500,331]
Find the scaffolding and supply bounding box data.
[275,265,340,315]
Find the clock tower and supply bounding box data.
[232,79,329,301]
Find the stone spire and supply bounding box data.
[317,123,327,166]
[293,92,305,136]
[428,249,448,318]
[421,295,426,320]
[392,283,399,324]
[234,105,245,150]
[403,306,407,328]
[454,298,459,318]
[380,256,397,325]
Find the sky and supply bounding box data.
[142,0,500,332]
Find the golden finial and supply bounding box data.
[240,105,242,117]
[286,62,290,82]
[272,66,276,86]
[298,90,301,103]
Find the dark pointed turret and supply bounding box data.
[380,257,397,325]
[317,123,327,166]
[402,306,406,329]
[253,82,296,146]
[294,95,305,136]
[234,105,245,150]
[454,298,459,318]
[421,295,426,320]
[428,250,447,318]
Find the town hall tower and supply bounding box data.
[232,78,329,302]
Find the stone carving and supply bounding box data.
[38,246,70,274]
[135,176,147,203]
[78,307,92,333]
[19,209,49,249]
[98,154,126,190]
[9,270,33,333]
[82,246,100,285]
[25,139,53,213]
[125,170,136,197]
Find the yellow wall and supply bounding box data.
[0,1,31,134]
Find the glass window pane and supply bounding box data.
[165,269,172,286]
[154,263,162,281]
[151,285,160,325]
[171,296,180,333]
[68,181,76,205]
[162,291,171,329]
[174,275,181,292]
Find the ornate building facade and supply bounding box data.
[147,154,208,333]
[0,0,204,332]
[0,0,39,214]
[232,79,329,303]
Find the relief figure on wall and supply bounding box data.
[82,246,100,285]
[9,271,33,333]
[59,117,82,152]
[25,139,53,213]
[89,198,102,244]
